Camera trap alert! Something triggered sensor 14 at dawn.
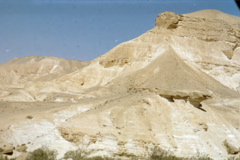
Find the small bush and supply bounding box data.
[63,149,83,160]
[149,147,180,160]
[26,115,33,119]
[0,154,7,160]
[26,146,57,160]
[149,147,212,160]
[189,156,212,160]
[85,157,114,160]
[0,154,15,160]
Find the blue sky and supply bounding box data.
[0,0,239,63]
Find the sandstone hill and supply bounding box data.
[0,10,240,160]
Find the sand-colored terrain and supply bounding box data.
[0,10,240,159]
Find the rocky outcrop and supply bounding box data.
[155,12,183,29]
[0,142,14,155]
[223,140,240,155]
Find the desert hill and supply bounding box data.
[185,9,240,24]
[17,9,240,102]
[0,56,89,87]
[0,10,240,160]
[0,56,89,101]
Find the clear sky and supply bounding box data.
[0,0,239,63]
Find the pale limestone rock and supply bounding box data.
[223,139,240,155]
[0,10,240,160]
[0,142,14,155]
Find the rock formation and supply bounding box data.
[0,10,240,160]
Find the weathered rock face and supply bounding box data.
[0,10,240,160]
[155,12,182,29]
